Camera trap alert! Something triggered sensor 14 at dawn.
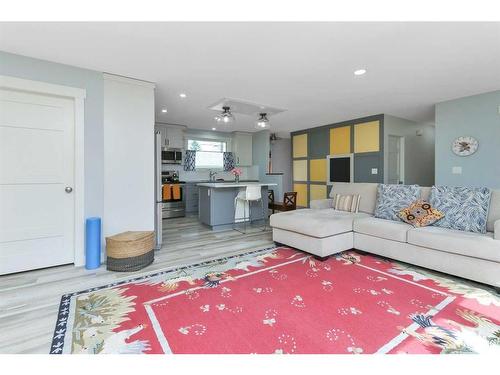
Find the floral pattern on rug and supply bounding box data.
[51,247,500,354]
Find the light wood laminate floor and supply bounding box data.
[0,215,273,354]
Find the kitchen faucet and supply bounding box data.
[209,170,217,182]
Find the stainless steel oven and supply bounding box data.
[162,149,183,164]
[161,171,186,219]
[162,184,186,218]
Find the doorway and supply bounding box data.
[0,76,85,274]
[387,135,405,185]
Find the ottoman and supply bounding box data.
[106,231,155,272]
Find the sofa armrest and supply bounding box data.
[310,199,334,209]
[495,219,500,240]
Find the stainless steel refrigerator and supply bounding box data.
[154,131,163,250]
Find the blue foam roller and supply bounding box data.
[85,217,101,270]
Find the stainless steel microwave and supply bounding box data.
[162,149,182,164]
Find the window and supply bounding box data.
[188,139,227,169]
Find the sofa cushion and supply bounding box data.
[353,217,413,242]
[332,193,361,213]
[270,209,369,238]
[329,182,379,214]
[429,186,491,234]
[398,200,444,228]
[374,184,421,221]
[407,226,500,263]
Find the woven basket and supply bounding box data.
[106,231,155,272]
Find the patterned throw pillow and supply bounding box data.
[374,184,421,221]
[333,194,361,213]
[429,186,491,234]
[398,200,444,227]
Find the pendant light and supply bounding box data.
[214,106,235,125]
[255,113,270,129]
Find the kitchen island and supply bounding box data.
[197,182,277,231]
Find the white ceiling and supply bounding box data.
[1,22,499,135]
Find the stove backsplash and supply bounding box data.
[161,164,260,182]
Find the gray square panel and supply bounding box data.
[354,153,383,183]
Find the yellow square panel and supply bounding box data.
[293,183,308,207]
[293,159,308,181]
[330,126,351,155]
[309,159,327,182]
[293,134,308,158]
[354,121,380,153]
[310,184,327,201]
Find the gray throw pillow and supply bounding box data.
[374,184,421,221]
[429,186,491,233]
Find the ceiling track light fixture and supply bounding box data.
[214,106,235,124]
[255,113,270,129]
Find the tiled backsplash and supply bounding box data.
[161,164,260,182]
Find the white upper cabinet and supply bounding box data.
[232,132,253,166]
[156,124,185,149]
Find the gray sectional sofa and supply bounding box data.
[269,182,500,288]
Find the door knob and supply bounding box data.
[65,186,73,193]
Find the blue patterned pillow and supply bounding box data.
[429,186,491,233]
[374,184,421,221]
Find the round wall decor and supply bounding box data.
[452,136,478,156]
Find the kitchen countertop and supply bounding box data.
[197,182,278,188]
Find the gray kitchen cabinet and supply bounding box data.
[155,124,185,149]
[232,131,253,166]
[184,182,199,213]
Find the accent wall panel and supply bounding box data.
[309,184,327,201]
[293,160,308,182]
[354,153,382,183]
[354,121,380,153]
[330,126,351,155]
[293,183,308,207]
[309,159,327,182]
[308,128,330,158]
[292,134,308,158]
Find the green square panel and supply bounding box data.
[308,128,330,158]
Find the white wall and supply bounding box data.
[104,74,155,238]
[270,138,292,194]
[435,90,500,188]
[383,115,435,186]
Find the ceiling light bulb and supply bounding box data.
[255,113,270,129]
[354,69,367,76]
[217,106,234,125]
[179,93,187,98]
[161,108,167,113]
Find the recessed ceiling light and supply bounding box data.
[179,93,187,98]
[161,108,167,113]
[212,127,217,131]
[354,69,367,76]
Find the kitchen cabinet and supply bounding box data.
[184,182,200,213]
[232,132,253,166]
[156,124,185,149]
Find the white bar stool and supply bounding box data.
[233,185,267,234]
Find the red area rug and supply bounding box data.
[51,247,500,354]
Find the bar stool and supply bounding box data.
[233,185,267,234]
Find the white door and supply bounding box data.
[0,88,75,274]
[387,135,404,185]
